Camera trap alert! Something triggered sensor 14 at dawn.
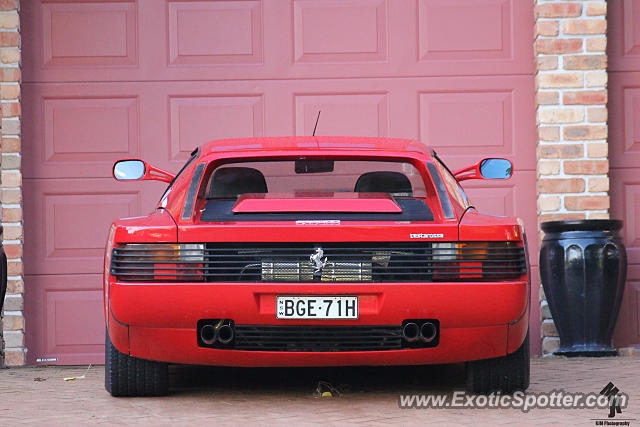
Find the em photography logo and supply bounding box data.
[600,382,623,419]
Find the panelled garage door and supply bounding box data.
[22,0,536,364]
[609,0,640,347]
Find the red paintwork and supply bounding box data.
[201,136,426,154]
[232,193,402,213]
[143,163,175,183]
[110,282,527,328]
[127,324,511,367]
[111,210,177,243]
[110,281,529,366]
[105,136,529,367]
[459,212,523,241]
[180,222,461,243]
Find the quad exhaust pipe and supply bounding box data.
[199,320,234,346]
[217,324,234,344]
[402,320,438,344]
[402,322,420,342]
[200,324,218,345]
[420,321,437,343]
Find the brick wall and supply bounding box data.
[535,0,609,354]
[0,0,23,367]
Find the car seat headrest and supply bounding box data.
[209,167,267,198]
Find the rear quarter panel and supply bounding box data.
[458,212,523,241]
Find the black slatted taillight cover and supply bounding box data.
[111,242,526,283]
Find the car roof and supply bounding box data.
[200,136,434,158]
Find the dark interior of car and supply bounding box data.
[201,167,432,222]
[353,171,413,197]
[208,167,268,199]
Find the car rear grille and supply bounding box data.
[232,325,402,352]
[111,242,526,283]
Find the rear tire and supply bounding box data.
[105,329,169,397]
[465,331,530,394]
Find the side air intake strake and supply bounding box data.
[110,242,526,283]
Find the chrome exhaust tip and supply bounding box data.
[402,322,420,342]
[420,321,437,343]
[200,324,217,345]
[217,324,234,344]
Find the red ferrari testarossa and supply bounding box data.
[104,136,530,396]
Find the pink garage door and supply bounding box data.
[609,0,640,347]
[21,0,536,364]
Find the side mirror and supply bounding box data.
[479,158,512,179]
[454,158,513,182]
[113,160,145,180]
[112,159,176,183]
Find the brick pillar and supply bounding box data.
[535,0,609,354]
[0,0,23,366]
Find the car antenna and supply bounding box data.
[312,110,321,136]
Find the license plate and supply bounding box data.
[276,296,358,319]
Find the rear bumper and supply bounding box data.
[107,281,529,366]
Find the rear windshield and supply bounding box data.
[205,160,427,199]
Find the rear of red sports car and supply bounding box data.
[104,137,530,397]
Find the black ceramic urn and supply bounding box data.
[540,220,627,356]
